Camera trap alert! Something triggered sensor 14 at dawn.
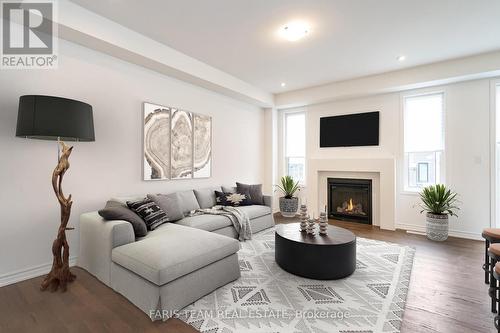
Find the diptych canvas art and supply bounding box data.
[143,102,211,180]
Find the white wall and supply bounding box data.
[263,107,278,196]
[0,40,265,282]
[293,78,495,239]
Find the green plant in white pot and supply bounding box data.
[419,184,459,241]
[276,176,300,218]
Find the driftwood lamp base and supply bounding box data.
[41,141,76,292]
[15,95,95,292]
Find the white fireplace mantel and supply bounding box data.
[306,158,396,231]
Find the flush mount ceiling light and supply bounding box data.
[281,82,286,87]
[278,21,310,42]
[397,55,406,62]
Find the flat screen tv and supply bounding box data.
[320,111,379,147]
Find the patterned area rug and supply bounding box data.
[176,227,415,333]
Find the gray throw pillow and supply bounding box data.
[222,186,236,193]
[98,201,147,237]
[176,190,201,215]
[236,182,264,205]
[147,193,184,222]
[194,186,222,209]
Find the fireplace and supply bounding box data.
[328,178,372,224]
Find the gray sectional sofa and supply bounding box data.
[78,186,274,320]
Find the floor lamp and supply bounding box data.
[16,95,95,292]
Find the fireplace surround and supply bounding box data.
[309,158,395,230]
[328,178,372,225]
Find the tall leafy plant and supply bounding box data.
[419,184,459,217]
[275,176,300,199]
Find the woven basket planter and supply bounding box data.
[426,213,449,241]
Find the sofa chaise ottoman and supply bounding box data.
[78,186,274,320]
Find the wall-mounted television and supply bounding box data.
[320,111,379,147]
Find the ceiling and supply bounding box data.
[70,0,500,93]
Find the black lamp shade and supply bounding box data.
[16,95,95,142]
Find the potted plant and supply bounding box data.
[419,184,459,241]
[275,176,300,217]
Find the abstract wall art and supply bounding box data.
[171,109,193,179]
[193,113,212,178]
[143,103,171,180]
[143,102,211,180]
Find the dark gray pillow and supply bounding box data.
[98,201,147,237]
[215,190,252,207]
[236,182,264,205]
[147,193,184,222]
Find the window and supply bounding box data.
[496,84,500,144]
[495,84,500,227]
[284,112,305,184]
[403,92,445,191]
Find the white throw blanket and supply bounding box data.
[193,206,252,241]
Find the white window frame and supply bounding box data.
[283,110,306,186]
[401,90,446,194]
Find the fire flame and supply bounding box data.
[347,198,354,211]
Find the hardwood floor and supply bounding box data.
[0,217,494,333]
[0,266,198,333]
[292,218,496,333]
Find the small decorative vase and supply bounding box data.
[299,205,308,232]
[306,217,316,236]
[279,197,299,218]
[426,213,449,241]
[319,212,328,235]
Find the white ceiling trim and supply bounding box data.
[55,0,274,107]
[275,50,500,109]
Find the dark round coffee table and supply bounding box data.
[275,222,356,280]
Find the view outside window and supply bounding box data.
[285,112,305,184]
[403,93,445,191]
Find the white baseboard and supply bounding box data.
[405,230,426,236]
[396,223,483,241]
[447,229,483,241]
[0,256,78,288]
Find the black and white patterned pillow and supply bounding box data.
[215,191,252,207]
[127,198,170,231]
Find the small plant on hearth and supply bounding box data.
[419,184,459,242]
[275,176,301,218]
